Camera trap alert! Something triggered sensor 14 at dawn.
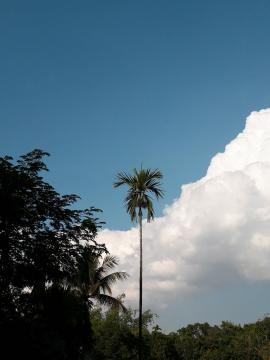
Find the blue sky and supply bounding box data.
[2,0,270,329]
[2,0,270,229]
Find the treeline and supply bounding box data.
[91,306,270,360]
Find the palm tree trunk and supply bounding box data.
[138,210,143,360]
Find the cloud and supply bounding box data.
[98,109,270,309]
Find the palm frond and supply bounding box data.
[96,293,127,312]
[99,271,129,295]
[144,195,154,222]
[98,255,118,274]
[113,172,135,188]
[72,248,128,310]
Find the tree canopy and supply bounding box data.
[90,308,270,360]
[0,149,124,360]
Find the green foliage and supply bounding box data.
[88,307,270,360]
[0,150,105,309]
[0,149,124,360]
[90,306,155,360]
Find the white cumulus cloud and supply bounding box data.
[98,109,270,309]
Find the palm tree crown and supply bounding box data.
[114,167,164,222]
[71,247,128,311]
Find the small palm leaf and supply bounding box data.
[99,272,129,295]
[96,293,127,312]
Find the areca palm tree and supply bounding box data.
[114,167,164,360]
[71,247,128,312]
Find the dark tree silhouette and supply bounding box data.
[0,149,105,360]
[70,245,128,311]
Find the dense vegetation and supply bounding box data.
[1,150,270,360]
[91,306,270,360]
[0,150,125,360]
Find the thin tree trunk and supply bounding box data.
[138,211,143,360]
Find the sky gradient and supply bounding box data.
[2,0,270,330]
